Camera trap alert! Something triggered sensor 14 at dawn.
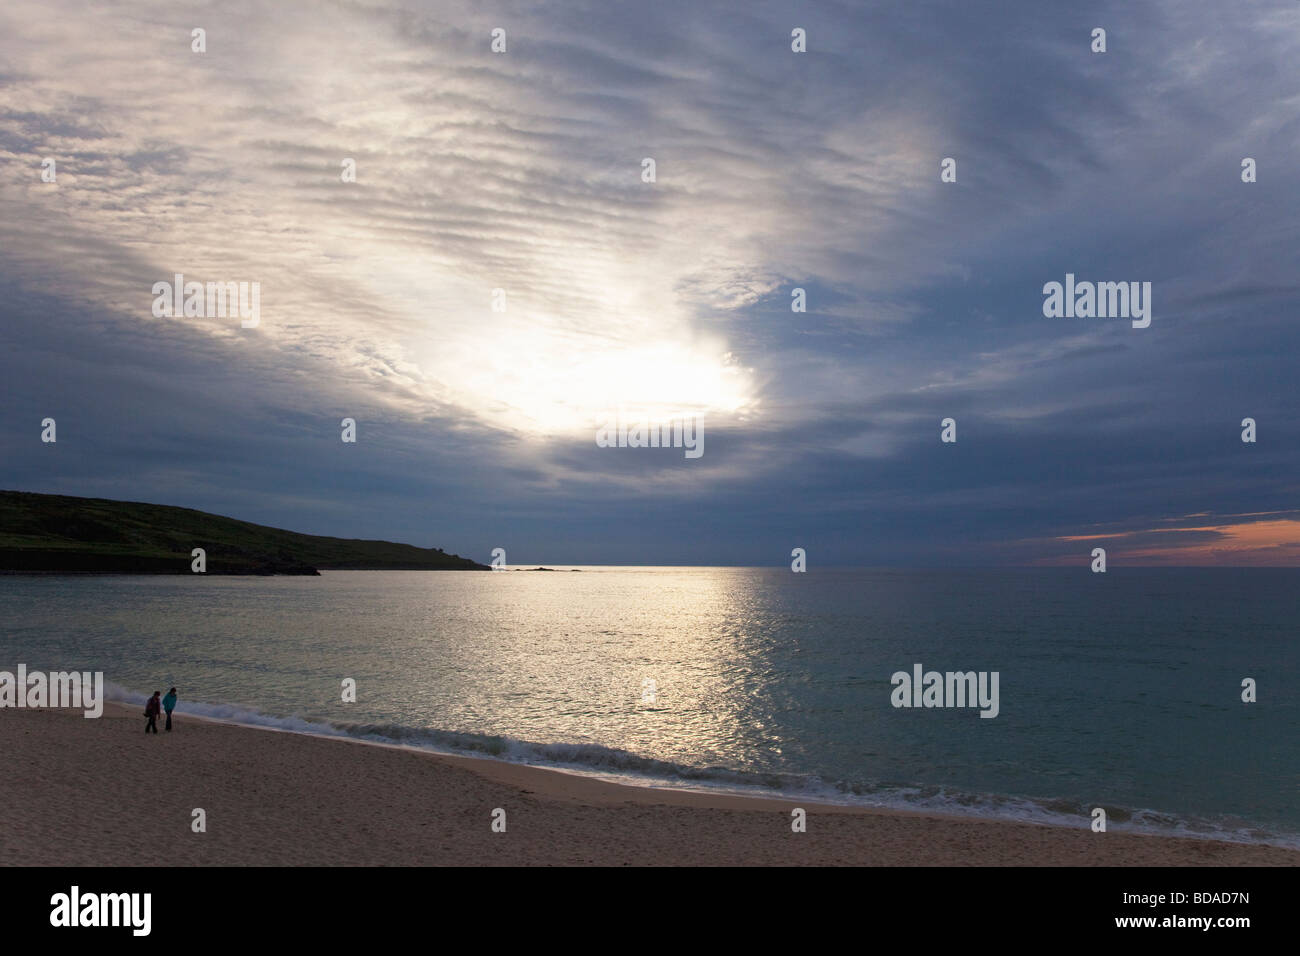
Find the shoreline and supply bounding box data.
[147,703,1300,847]
[2,702,1297,866]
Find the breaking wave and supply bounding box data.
[104,682,1300,850]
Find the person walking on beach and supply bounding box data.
[144,691,162,734]
[163,687,178,731]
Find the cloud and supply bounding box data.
[2,0,1298,563]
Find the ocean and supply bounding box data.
[2,567,1295,846]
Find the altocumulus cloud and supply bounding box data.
[1,0,1298,565]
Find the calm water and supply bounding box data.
[2,568,1296,845]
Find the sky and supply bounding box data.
[2,0,1299,566]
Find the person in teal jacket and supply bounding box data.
[162,687,178,732]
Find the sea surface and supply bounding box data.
[2,567,1296,846]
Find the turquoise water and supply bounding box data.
[1,567,1295,845]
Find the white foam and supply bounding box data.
[102,682,1300,850]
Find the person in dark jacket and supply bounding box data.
[144,691,162,734]
[162,688,178,731]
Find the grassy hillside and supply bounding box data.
[0,491,488,574]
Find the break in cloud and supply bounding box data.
[1,0,1298,565]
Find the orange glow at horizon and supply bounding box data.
[1048,517,1300,566]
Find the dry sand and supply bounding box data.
[2,702,1295,866]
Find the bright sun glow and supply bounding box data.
[436,325,754,435]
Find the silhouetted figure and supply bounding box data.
[163,687,178,731]
[144,691,161,734]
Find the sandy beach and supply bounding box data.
[2,702,1295,867]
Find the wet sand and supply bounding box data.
[2,702,1296,866]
